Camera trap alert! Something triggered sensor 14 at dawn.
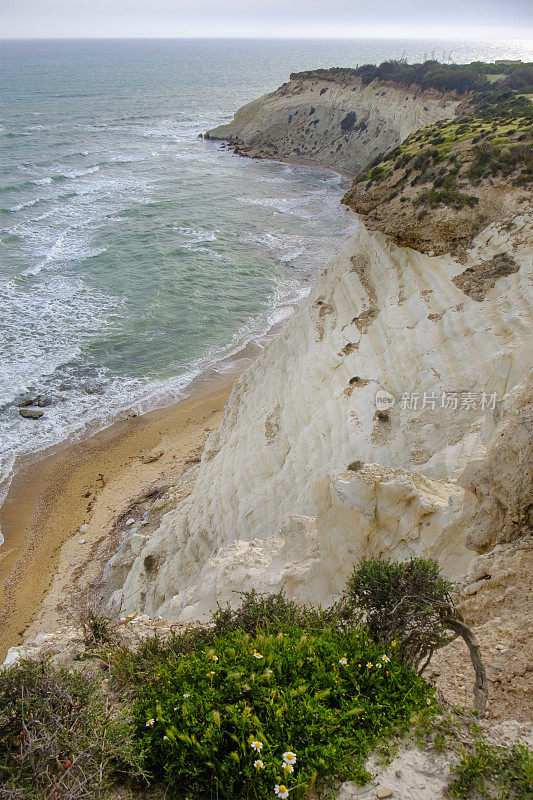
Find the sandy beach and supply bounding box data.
[0,374,235,662]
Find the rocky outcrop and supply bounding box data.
[207,75,460,174]
[104,207,532,623]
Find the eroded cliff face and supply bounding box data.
[206,75,460,174]
[104,207,532,623]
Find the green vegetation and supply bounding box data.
[414,178,479,210]
[121,626,431,799]
[335,60,532,218]
[342,558,455,672]
[368,164,389,181]
[0,560,528,799]
[80,605,114,645]
[344,77,532,220]
[0,660,144,799]
[291,59,533,95]
[340,111,357,131]
[447,741,533,799]
[467,142,532,185]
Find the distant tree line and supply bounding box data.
[290,60,533,95]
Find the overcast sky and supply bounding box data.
[1,0,531,39]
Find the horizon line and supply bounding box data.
[1,34,532,42]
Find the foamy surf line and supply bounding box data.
[0,280,310,547]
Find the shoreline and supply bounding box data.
[0,150,353,662]
[0,368,238,661]
[215,138,358,180]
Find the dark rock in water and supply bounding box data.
[17,394,55,408]
[17,395,38,407]
[18,408,44,419]
[84,384,104,395]
[198,133,204,138]
[70,364,100,378]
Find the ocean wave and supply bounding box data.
[1,130,32,138]
[8,197,44,212]
[176,226,218,244]
[0,274,123,408]
[236,195,310,214]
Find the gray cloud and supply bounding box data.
[1,0,532,38]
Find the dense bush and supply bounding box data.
[471,89,533,122]
[211,589,334,636]
[467,143,533,185]
[415,184,479,210]
[340,111,357,131]
[342,558,455,672]
[126,626,433,800]
[0,660,144,800]
[502,64,533,93]
[368,164,388,181]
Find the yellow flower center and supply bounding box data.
[279,786,287,793]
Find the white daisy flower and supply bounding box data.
[212,655,219,661]
[382,655,390,663]
[283,762,294,773]
[366,662,373,669]
[274,784,289,798]
[145,718,155,727]
[183,693,190,698]
[283,751,297,766]
[254,759,265,769]
[253,652,264,659]
[251,740,263,752]
[427,698,432,705]
[339,657,348,666]
[376,662,382,669]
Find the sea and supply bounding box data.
[1,37,532,542]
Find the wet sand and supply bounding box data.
[0,374,235,661]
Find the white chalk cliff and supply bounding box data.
[105,209,533,621]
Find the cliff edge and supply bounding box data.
[100,64,533,719]
[7,63,532,727]
[206,73,460,174]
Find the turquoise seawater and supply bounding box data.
[0,38,532,536]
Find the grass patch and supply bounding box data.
[447,741,533,799]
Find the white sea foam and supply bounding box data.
[176,226,218,243]
[0,70,354,551]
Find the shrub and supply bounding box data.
[447,741,533,800]
[342,558,454,672]
[502,65,533,93]
[0,660,144,799]
[368,164,388,181]
[127,626,433,800]
[211,590,331,636]
[467,142,533,185]
[340,111,357,131]
[80,606,113,645]
[414,178,479,211]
